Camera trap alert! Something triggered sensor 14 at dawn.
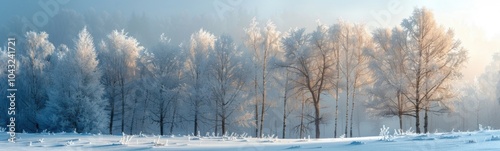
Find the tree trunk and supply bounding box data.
[254,65,259,138]
[282,104,286,139]
[349,88,356,137]
[109,96,115,134]
[160,108,164,135]
[193,87,200,135]
[415,74,421,134]
[194,108,198,136]
[169,103,176,135]
[334,55,340,138]
[299,94,305,139]
[398,113,403,131]
[221,117,226,135]
[121,78,125,133]
[334,87,339,138]
[282,71,289,139]
[314,101,321,138]
[424,105,429,133]
[344,44,350,137]
[130,97,138,134]
[345,77,350,137]
[415,103,420,133]
[140,90,149,133]
[397,91,403,130]
[260,60,267,138]
[255,99,259,137]
[215,103,219,135]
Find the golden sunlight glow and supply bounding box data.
[469,2,500,39]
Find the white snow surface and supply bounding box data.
[2,130,500,151]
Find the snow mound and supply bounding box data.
[349,141,365,145]
[439,135,460,139]
[3,129,500,150]
[466,140,477,144]
[412,135,436,141]
[285,146,301,149]
[486,135,500,141]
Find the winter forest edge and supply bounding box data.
[2,6,500,140]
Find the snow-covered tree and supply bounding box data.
[335,21,373,137]
[462,52,500,128]
[208,34,248,134]
[18,31,54,132]
[186,29,215,134]
[328,23,342,138]
[132,50,156,134]
[367,27,412,130]
[38,44,71,132]
[272,50,297,139]
[481,53,500,104]
[368,8,467,133]
[454,80,484,130]
[259,20,281,137]
[142,34,184,135]
[244,18,281,138]
[99,29,144,134]
[41,27,107,133]
[281,27,335,138]
[243,17,263,137]
[309,23,336,138]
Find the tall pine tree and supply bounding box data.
[41,27,107,133]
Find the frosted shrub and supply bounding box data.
[478,124,493,132]
[153,136,168,146]
[339,134,346,138]
[394,127,414,136]
[119,133,134,145]
[394,129,401,136]
[222,132,239,141]
[238,133,248,139]
[379,125,393,141]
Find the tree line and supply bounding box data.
[0,7,467,138]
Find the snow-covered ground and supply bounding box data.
[2,129,500,151]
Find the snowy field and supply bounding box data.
[2,128,500,151]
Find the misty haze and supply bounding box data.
[1,0,500,150]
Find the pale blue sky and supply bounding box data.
[1,0,499,81]
[245,0,500,81]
